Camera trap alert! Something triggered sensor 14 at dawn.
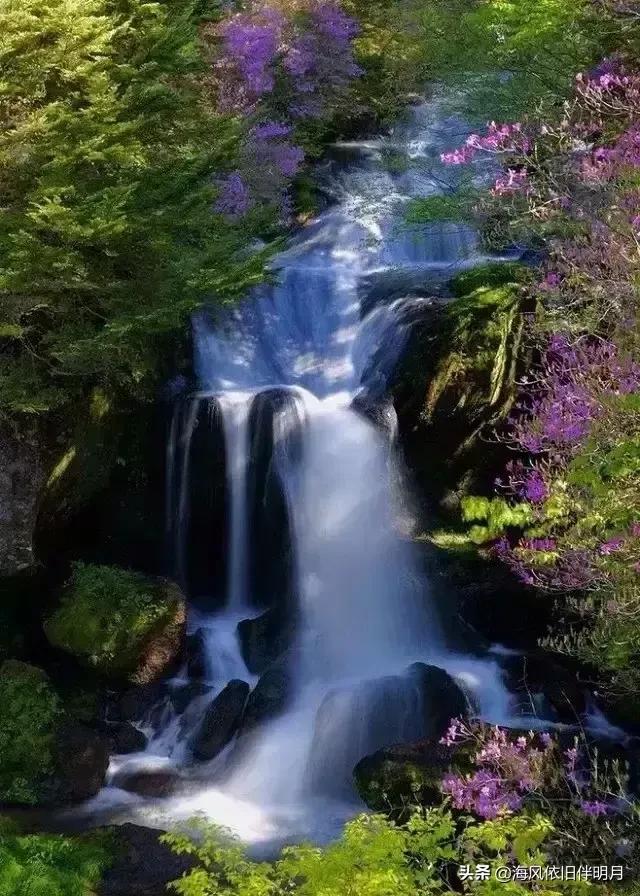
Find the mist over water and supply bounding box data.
[81,95,524,848]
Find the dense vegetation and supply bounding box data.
[1,0,640,891]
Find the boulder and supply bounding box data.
[238,607,296,675]
[98,823,196,896]
[354,738,474,816]
[184,627,208,679]
[112,722,147,754]
[408,663,469,739]
[119,681,168,723]
[240,666,291,735]
[50,720,110,803]
[44,565,186,685]
[190,679,249,761]
[499,651,588,724]
[117,770,179,798]
[170,681,213,716]
[351,393,398,440]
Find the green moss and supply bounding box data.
[425,283,523,437]
[0,820,111,896]
[44,563,181,680]
[449,261,530,298]
[0,662,61,805]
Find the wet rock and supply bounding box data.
[241,666,291,735]
[190,679,249,761]
[408,663,469,738]
[499,651,588,724]
[50,721,110,803]
[184,627,208,679]
[112,722,147,754]
[119,681,168,723]
[351,393,398,440]
[247,389,303,610]
[238,607,296,675]
[98,823,196,896]
[117,770,179,798]
[354,738,474,816]
[180,396,228,606]
[170,681,213,716]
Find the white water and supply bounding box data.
[80,95,529,848]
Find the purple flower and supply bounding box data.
[581,800,611,817]
[599,537,624,555]
[216,172,252,217]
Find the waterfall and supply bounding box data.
[91,94,524,847]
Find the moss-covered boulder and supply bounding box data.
[0,661,61,805]
[353,738,475,818]
[0,660,110,806]
[44,563,186,685]
[393,266,529,515]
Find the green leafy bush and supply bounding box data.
[163,808,603,895]
[44,563,182,679]
[0,0,266,416]
[0,821,110,896]
[0,662,61,804]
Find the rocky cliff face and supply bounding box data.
[0,420,47,575]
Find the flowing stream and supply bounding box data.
[78,94,540,849]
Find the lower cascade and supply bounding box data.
[83,95,530,847]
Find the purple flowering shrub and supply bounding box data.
[204,1,361,221]
[440,719,639,872]
[441,46,640,704]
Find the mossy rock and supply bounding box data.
[354,738,475,819]
[44,563,186,685]
[0,660,61,805]
[448,261,530,298]
[393,274,529,514]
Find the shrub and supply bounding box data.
[0,820,110,896]
[163,805,615,895]
[44,563,183,680]
[0,662,61,805]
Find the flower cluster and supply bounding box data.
[440,720,549,819]
[440,720,630,830]
[210,1,360,220]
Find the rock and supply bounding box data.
[499,651,588,723]
[113,722,147,754]
[241,666,291,735]
[50,720,110,803]
[44,566,186,685]
[246,389,302,609]
[119,681,168,723]
[117,770,179,798]
[351,393,398,440]
[170,681,213,716]
[190,679,249,761]
[184,627,208,679]
[238,608,296,675]
[98,823,196,896]
[408,663,469,738]
[354,738,473,815]
[0,420,46,575]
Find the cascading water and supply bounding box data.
[81,95,530,847]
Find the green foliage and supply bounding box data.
[409,0,610,121]
[406,188,480,228]
[0,661,61,805]
[0,821,110,896]
[462,496,534,543]
[0,0,267,416]
[449,263,531,299]
[44,562,181,679]
[163,809,600,896]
